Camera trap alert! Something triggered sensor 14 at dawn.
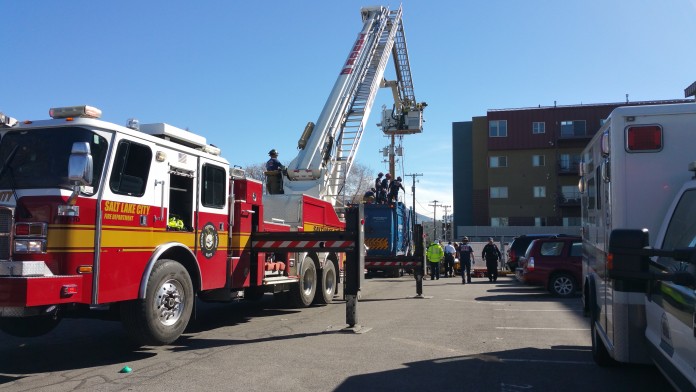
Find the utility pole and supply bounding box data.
[429,200,440,241]
[404,173,423,231]
[442,205,451,242]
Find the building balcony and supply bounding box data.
[557,162,580,175]
[558,192,581,207]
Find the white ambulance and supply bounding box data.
[581,102,696,391]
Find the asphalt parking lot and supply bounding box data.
[0,274,674,392]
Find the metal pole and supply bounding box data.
[405,173,422,232]
[429,200,439,240]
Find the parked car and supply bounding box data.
[506,234,571,272]
[518,236,582,297]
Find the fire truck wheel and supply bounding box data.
[289,258,317,308]
[0,314,61,338]
[121,259,194,346]
[315,261,337,305]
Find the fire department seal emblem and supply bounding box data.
[199,222,219,259]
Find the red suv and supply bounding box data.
[518,236,582,297]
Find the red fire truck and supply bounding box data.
[0,106,355,345]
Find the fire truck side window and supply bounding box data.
[169,173,193,231]
[110,141,151,197]
[201,164,226,208]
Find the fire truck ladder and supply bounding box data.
[324,6,404,205]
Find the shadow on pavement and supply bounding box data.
[0,295,307,379]
[334,346,674,392]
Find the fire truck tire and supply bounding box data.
[0,315,61,338]
[315,261,337,305]
[121,259,194,346]
[289,258,317,308]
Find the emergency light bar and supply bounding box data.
[49,105,102,119]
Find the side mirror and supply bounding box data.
[608,229,651,279]
[68,142,93,186]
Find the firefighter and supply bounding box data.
[265,149,285,194]
[363,188,376,203]
[458,236,475,284]
[379,173,391,204]
[482,237,502,282]
[388,176,405,203]
[374,172,385,203]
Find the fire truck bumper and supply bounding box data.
[0,274,87,308]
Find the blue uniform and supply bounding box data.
[266,157,283,171]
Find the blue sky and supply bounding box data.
[3,1,695,219]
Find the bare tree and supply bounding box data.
[343,162,375,204]
[244,162,266,182]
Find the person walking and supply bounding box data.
[457,236,475,284]
[443,241,456,277]
[481,237,502,282]
[426,240,444,280]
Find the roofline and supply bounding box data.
[487,99,695,113]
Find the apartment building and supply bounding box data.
[452,99,693,234]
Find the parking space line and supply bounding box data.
[496,327,589,331]
[501,358,594,365]
[445,299,505,305]
[494,309,581,312]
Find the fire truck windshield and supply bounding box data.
[0,127,108,193]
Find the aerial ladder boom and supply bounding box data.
[282,5,424,206]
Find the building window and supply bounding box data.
[559,153,581,173]
[532,155,545,167]
[490,186,508,198]
[489,120,507,137]
[534,217,546,227]
[533,186,546,198]
[490,156,508,168]
[563,217,581,226]
[491,217,509,227]
[560,120,587,137]
[533,122,545,134]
